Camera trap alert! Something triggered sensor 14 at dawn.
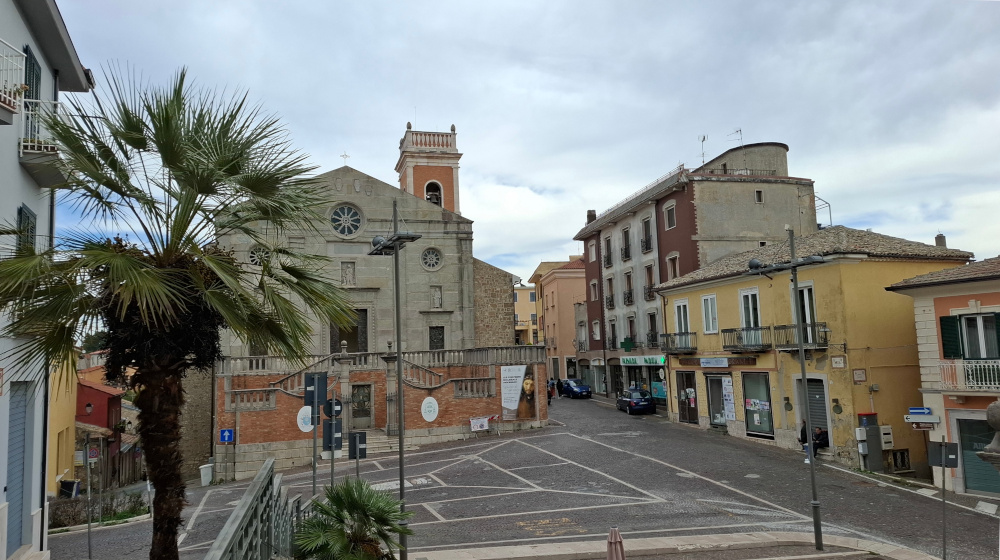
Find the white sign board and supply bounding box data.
[421,397,439,422]
[904,415,940,423]
[721,377,736,421]
[470,417,490,432]
[500,365,528,420]
[296,406,314,432]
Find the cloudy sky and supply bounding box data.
[58,1,1000,281]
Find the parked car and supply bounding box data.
[617,389,656,415]
[560,378,592,399]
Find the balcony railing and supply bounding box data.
[645,331,659,347]
[605,295,615,309]
[603,253,612,268]
[577,340,588,352]
[773,322,829,350]
[621,246,632,261]
[0,38,26,115]
[661,332,697,354]
[643,285,656,301]
[940,359,1000,391]
[695,168,777,176]
[721,327,773,352]
[622,289,634,306]
[20,99,62,156]
[640,236,653,253]
[609,338,618,350]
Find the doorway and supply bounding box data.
[706,376,728,427]
[795,378,829,434]
[676,371,698,424]
[958,419,1000,493]
[350,384,373,429]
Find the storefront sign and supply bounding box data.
[621,355,666,366]
[721,377,736,421]
[680,357,756,366]
[651,381,666,399]
[700,357,729,368]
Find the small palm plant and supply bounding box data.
[295,478,414,560]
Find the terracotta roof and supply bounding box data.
[888,255,1000,290]
[78,378,125,396]
[559,259,586,270]
[656,226,973,291]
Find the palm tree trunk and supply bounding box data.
[134,366,186,560]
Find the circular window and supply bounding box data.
[330,205,363,237]
[248,246,271,266]
[421,248,443,270]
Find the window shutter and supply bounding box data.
[939,316,963,359]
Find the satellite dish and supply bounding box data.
[748,258,763,271]
[372,236,386,248]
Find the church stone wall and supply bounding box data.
[179,369,214,479]
[473,258,515,347]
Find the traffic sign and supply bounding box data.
[909,407,932,415]
[904,415,940,423]
[928,442,959,467]
[323,398,342,418]
[87,447,99,459]
[296,406,314,432]
[219,429,234,443]
[911,423,935,430]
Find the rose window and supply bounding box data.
[330,205,362,236]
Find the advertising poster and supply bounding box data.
[721,377,736,421]
[501,365,530,420]
[651,381,666,400]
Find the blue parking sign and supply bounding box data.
[220,429,234,443]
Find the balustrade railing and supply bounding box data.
[721,327,773,352]
[20,99,63,155]
[940,359,1000,391]
[773,322,829,350]
[453,377,495,398]
[623,289,634,306]
[402,360,446,388]
[605,295,615,309]
[620,246,632,261]
[661,332,697,354]
[695,168,777,176]
[226,388,278,412]
[640,236,653,253]
[603,253,612,268]
[577,340,588,352]
[0,38,25,113]
[643,285,656,301]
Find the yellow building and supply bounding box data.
[514,285,539,346]
[47,352,79,496]
[655,226,970,474]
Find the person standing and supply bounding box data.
[556,378,564,398]
[547,378,555,405]
[797,419,810,462]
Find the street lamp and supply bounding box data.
[369,198,420,560]
[747,227,825,551]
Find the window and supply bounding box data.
[16,204,36,254]
[609,322,618,348]
[674,299,690,333]
[740,288,761,328]
[641,218,652,251]
[590,281,598,301]
[942,314,1000,359]
[429,326,445,350]
[530,313,537,325]
[759,241,768,247]
[664,203,677,230]
[647,312,658,337]
[330,204,363,236]
[514,313,519,323]
[667,255,679,280]
[529,292,536,302]
[514,292,518,303]
[592,320,601,340]
[604,237,612,255]
[621,228,630,250]
[702,294,718,334]
[627,316,636,341]
[425,182,442,206]
[624,271,633,291]
[331,309,369,353]
[795,285,816,324]
[588,240,597,262]
[755,189,764,204]
[421,248,443,270]
[606,277,614,295]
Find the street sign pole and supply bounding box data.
[312,383,318,497]
[941,435,947,560]
[85,433,92,560]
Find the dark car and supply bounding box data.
[617,389,656,415]
[559,378,592,399]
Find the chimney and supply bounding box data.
[586,210,596,224]
[935,234,947,248]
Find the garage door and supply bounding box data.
[959,419,1000,494]
[6,382,28,556]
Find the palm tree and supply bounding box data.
[0,69,354,560]
[295,477,414,560]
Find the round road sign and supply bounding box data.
[296,406,314,432]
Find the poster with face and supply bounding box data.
[501,365,530,420]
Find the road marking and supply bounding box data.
[409,499,664,526]
[410,489,532,505]
[178,540,216,552]
[179,489,213,545]
[516,517,586,537]
[917,488,938,497]
[422,502,447,522]
[745,473,761,478]
[562,433,803,518]
[516,439,662,500]
[595,431,646,437]
[977,501,999,515]
[373,461,384,470]
[473,455,545,491]
[509,462,569,470]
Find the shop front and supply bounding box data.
[705,374,736,428]
[579,359,608,396]
[622,355,667,404]
[742,371,774,439]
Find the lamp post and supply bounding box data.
[369,199,420,560]
[333,340,352,487]
[747,227,825,551]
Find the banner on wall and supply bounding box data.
[722,377,736,421]
[500,365,535,420]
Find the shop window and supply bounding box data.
[743,372,774,437]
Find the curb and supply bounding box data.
[48,513,151,535]
[411,532,939,560]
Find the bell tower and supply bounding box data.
[395,122,463,215]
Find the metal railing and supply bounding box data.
[603,253,612,268]
[20,99,62,156]
[721,327,773,352]
[595,163,684,221]
[605,295,615,309]
[608,338,619,350]
[940,359,1000,391]
[577,340,588,352]
[620,246,631,261]
[645,331,659,347]
[694,168,777,176]
[640,236,653,253]
[643,285,657,301]
[773,322,829,350]
[622,289,634,306]
[0,38,25,113]
[661,332,697,354]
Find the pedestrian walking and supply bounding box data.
[548,378,555,405]
[556,378,564,397]
[797,419,810,463]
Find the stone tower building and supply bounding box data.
[395,123,462,215]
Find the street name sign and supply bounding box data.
[904,415,940,423]
[911,423,935,430]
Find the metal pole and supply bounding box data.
[393,199,408,560]
[790,228,823,551]
[941,435,947,560]
[355,433,361,478]
[312,379,318,497]
[331,393,335,488]
[85,433,92,560]
[98,437,104,522]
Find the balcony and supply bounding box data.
[773,322,829,351]
[621,246,632,261]
[545,336,557,349]
[605,295,615,309]
[603,253,612,268]
[940,359,1000,392]
[0,38,26,124]
[645,331,660,347]
[622,289,634,306]
[643,285,656,301]
[640,236,653,253]
[661,332,697,354]
[609,338,619,350]
[721,327,773,353]
[577,340,588,352]
[20,99,67,188]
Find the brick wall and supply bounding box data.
[473,258,515,347]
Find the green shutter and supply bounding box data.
[940,315,963,359]
[993,313,1000,359]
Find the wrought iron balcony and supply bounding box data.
[603,253,612,268]
[773,322,829,350]
[661,332,697,354]
[721,327,773,352]
[640,236,653,253]
[939,359,1000,392]
[605,295,615,309]
[645,330,659,347]
[643,285,656,301]
[608,337,619,350]
[621,246,632,261]
[622,289,634,306]
[577,340,588,352]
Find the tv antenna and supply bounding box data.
[728,128,748,171]
[698,135,707,165]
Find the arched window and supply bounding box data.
[425,182,442,206]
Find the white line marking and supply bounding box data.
[516,439,662,500]
[413,489,532,504]
[178,540,216,551]
[508,462,569,470]
[373,461,384,470]
[178,488,213,545]
[470,455,544,490]
[409,499,662,526]
[426,473,448,487]
[422,502,447,522]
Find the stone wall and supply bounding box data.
[473,258,515,347]
[179,369,214,479]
